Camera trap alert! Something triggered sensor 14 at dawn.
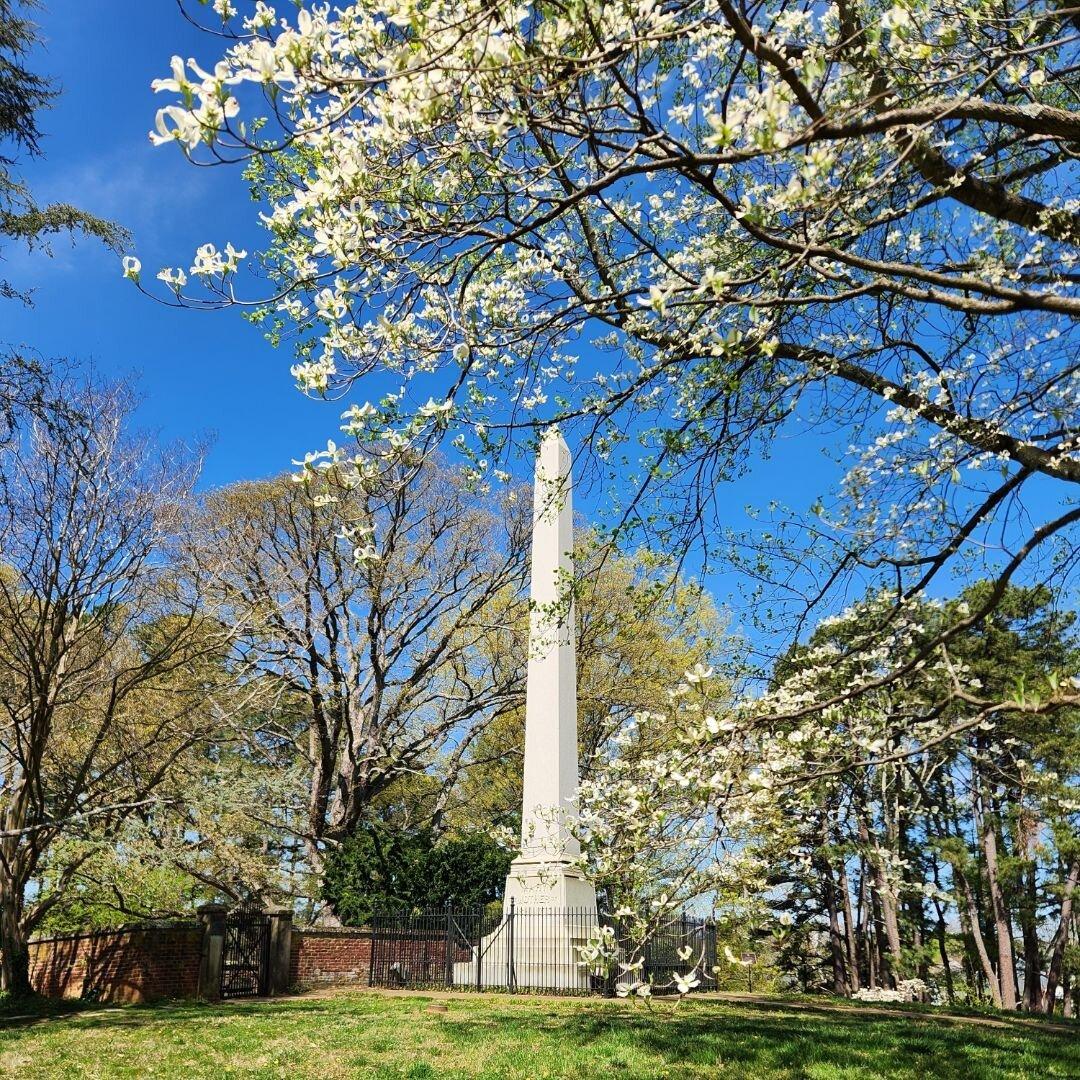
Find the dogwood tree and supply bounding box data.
[575,586,1080,1006]
[143,0,1080,664]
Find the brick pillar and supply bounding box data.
[265,906,293,996]
[197,904,228,1001]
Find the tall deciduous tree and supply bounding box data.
[191,460,530,908]
[0,377,218,996]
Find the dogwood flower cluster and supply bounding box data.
[853,979,928,1004]
[574,915,712,1000]
[288,438,421,565]
[141,2,1079,621]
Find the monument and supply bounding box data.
[506,428,597,912]
[454,428,598,989]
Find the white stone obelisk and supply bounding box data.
[453,429,596,990]
[504,428,597,911]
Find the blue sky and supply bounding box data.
[2,1,340,489]
[3,5,841,495]
[1,1,875,643]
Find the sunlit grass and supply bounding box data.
[1,991,1076,1079]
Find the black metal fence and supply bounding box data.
[369,902,716,996]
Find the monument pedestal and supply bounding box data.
[502,862,598,990]
[453,863,599,991]
[503,860,598,911]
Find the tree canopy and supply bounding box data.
[0,376,220,994]
[146,1,1080,680]
[322,826,511,924]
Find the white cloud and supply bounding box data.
[2,141,216,282]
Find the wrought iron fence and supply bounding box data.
[369,902,716,996]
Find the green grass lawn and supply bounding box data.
[1,991,1076,1079]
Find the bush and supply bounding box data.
[322,827,511,925]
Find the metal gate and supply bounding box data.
[221,906,271,999]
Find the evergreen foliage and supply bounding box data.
[322,827,511,925]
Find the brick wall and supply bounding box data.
[28,923,202,1004]
[28,919,450,1002]
[289,927,373,989]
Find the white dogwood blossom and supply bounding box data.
[141,2,1079,621]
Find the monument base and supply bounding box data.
[452,863,599,990]
[503,858,598,910]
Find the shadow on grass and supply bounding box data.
[709,993,1080,1036]
[0,993,391,1034]
[0,994,121,1025]
[437,1000,1080,1080]
[3,993,1077,1080]
[0,996,313,1032]
[722,1020,1059,1079]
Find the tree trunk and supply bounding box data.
[818,857,849,995]
[980,809,1018,1009]
[931,897,955,1005]
[838,860,860,992]
[0,879,32,997]
[869,884,895,987]
[857,817,902,986]
[303,836,344,927]
[1042,859,1079,1014]
[856,860,877,989]
[955,865,1002,1009]
[929,854,955,1004]
[910,911,929,996]
[875,868,903,984]
[1016,810,1042,1011]
[1064,924,1075,1019]
[866,922,879,989]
